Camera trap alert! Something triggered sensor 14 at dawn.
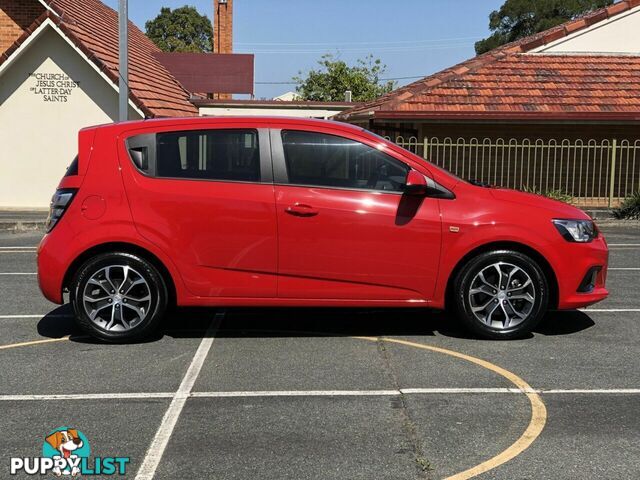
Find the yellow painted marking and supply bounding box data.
[0,336,69,350]
[355,336,547,480]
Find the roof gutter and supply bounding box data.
[334,110,375,122]
[192,99,361,109]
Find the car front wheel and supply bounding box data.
[70,252,168,342]
[453,250,549,339]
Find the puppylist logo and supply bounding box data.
[10,427,130,476]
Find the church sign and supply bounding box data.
[28,72,80,103]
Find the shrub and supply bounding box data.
[522,186,574,205]
[613,192,640,219]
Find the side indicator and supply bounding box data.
[449,226,460,233]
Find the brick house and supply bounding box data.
[337,1,640,206]
[0,0,41,52]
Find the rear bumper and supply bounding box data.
[555,235,609,310]
[37,224,74,304]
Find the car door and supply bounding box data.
[120,125,277,298]
[271,127,442,301]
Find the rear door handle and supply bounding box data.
[285,203,319,217]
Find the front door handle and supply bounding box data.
[285,203,319,217]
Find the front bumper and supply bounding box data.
[555,235,609,310]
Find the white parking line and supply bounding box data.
[401,387,523,394]
[0,393,175,401]
[0,273,37,275]
[0,388,638,401]
[608,268,640,271]
[191,389,400,397]
[0,314,71,319]
[580,308,640,312]
[608,244,640,247]
[0,246,37,250]
[541,389,640,394]
[135,311,224,480]
[0,251,36,254]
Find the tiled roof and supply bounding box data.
[1,0,198,117]
[338,0,640,122]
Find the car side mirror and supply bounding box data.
[403,170,456,199]
[404,170,428,196]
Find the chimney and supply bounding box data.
[213,0,233,54]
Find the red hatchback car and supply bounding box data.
[38,117,608,341]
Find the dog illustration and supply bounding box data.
[45,429,83,476]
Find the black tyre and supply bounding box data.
[70,252,168,342]
[452,250,549,339]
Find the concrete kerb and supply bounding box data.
[0,221,46,232]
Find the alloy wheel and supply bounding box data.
[468,262,535,330]
[82,265,152,332]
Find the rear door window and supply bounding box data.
[126,129,261,182]
[156,129,260,182]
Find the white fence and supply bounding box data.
[387,136,640,207]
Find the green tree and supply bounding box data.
[293,55,395,102]
[475,0,614,54]
[145,6,212,53]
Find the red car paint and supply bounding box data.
[38,117,608,311]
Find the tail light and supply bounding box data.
[46,188,77,232]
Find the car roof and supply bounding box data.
[82,116,366,135]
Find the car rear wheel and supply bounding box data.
[70,252,168,342]
[453,250,549,339]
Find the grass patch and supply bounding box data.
[613,192,640,219]
[522,186,574,204]
[415,457,433,473]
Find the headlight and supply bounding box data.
[552,219,597,243]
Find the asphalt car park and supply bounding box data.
[0,226,639,479]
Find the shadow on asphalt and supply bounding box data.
[36,304,595,344]
[536,310,595,336]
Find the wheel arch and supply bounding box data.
[63,242,177,306]
[444,241,559,310]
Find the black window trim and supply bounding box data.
[272,128,412,195]
[65,155,79,177]
[125,127,273,184]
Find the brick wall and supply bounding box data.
[0,0,44,54]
